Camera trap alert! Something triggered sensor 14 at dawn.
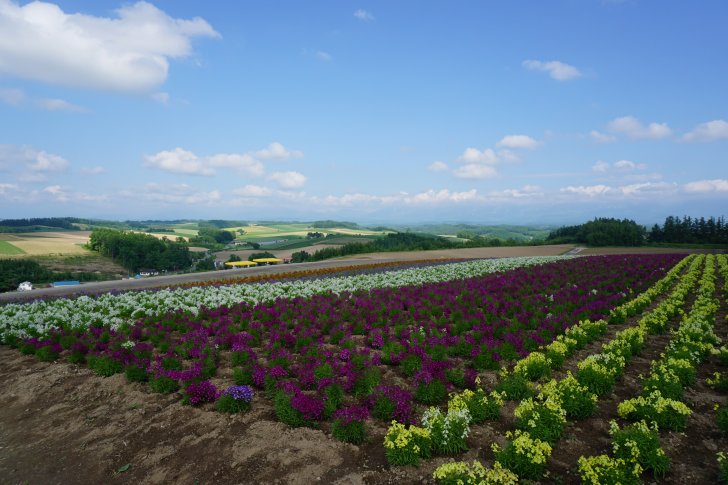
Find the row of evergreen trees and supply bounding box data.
[547,216,728,246]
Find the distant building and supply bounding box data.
[17,281,33,291]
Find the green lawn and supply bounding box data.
[0,240,26,255]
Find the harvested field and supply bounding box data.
[1,231,91,256]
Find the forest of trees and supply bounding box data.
[88,229,192,273]
[648,216,728,244]
[546,218,646,246]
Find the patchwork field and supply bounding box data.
[1,253,727,484]
[0,240,25,255]
[0,231,92,256]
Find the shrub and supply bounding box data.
[275,390,324,427]
[35,345,60,362]
[331,406,369,444]
[617,390,691,431]
[513,352,551,381]
[514,396,567,443]
[448,388,503,424]
[216,385,254,413]
[708,372,728,393]
[232,367,253,386]
[445,368,467,388]
[383,421,431,466]
[539,374,597,420]
[432,460,518,485]
[415,378,448,405]
[183,380,219,406]
[610,420,669,477]
[495,371,534,401]
[577,455,642,485]
[400,354,422,377]
[150,376,179,394]
[544,340,570,369]
[353,367,381,397]
[125,364,149,383]
[718,452,728,483]
[88,355,123,377]
[642,367,684,401]
[577,353,625,396]
[422,407,471,455]
[370,385,414,423]
[493,430,552,480]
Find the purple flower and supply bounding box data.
[185,380,219,406]
[222,385,254,403]
[291,392,325,421]
[333,405,369,426]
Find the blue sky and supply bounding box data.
[1,0,726,225]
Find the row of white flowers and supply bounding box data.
[0,256,569,342]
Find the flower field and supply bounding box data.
[2,252,728,484]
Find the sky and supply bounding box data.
[0,0,726,225]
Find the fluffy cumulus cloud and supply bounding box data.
[593,159,646,173]
[606,116,672,140]
[457,147,498,164]
[496,135,539,149]
[453,164,497,179]
[144,148,216,176]
[522,59,582,80]
[233,185,274,197]
[619,182,677,196]
[268,171,307,189]
[681,120,728,143]
[684,179,728,193]
[145,143,303,177]
[0,0,219,92]
[560,185,611,197]
[354,9,374,21]
[255,142,303,161]
[489,185,543,199]
[428,161,449,172]
[42,184,107,203]
[0,144,69,181]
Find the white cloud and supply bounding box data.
[28,150,69,171]
[35,98,86,112]
[560,185,611,197]
[207,153,264,176]
[681,120,728,143]
[590,130,616,143]
[0,0,219,93]
[0,86,24,104]
[606,116,672,140]
[684,179,728,193]
[406,189,478,204]
[593,159,646,174]
[316,51,332,62]
[145,147,269,177]
[428,161,449,172]
[233,185,274,197]
[489,185,543,199]
[453,164,497,179]
[0,182,20,195]
[592,160,609,173]
[42,184,107,203]
[619,182,677,196]
[496,134,538,149]
[354,9,374,21]
[144,148,215,176]
[268,171,307,189]
[0,144,70,179]
[457,147,498,164]
[522,59,582,81]
[254,142,303,160]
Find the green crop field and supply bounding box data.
[0,240,25,255]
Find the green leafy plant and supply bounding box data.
[610,420,669,477]
[422,407,470,455]
[493,430,552,480]
[514,396,567,443]
[383,421,431,466]
[432,460,518,485]
[577,455,642,485]
[617,390,691,431]
[150,375,179,394]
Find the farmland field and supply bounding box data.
[0,240,25,255]
[1,253,727,484]
[0,231,92,256]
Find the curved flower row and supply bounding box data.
[578,254,721,483]
[0,256,567,342]
[430,254,699,482]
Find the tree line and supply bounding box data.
[0,259,107,293]
[88,229,192,273]
[648,216,728,244]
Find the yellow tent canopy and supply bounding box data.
[252,257,283,264]
[225,261,258,267]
